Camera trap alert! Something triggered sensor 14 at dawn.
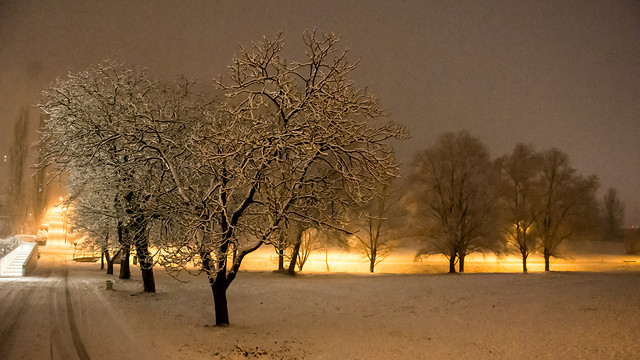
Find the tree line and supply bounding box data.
[409,133,605,273]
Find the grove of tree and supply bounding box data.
[38,31,406,326]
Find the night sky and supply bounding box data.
[1,0,639,225]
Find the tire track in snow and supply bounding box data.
[0,262,53,358]
[63,263,91,360]
[0,282,30,357]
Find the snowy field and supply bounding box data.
[1,243,640,359]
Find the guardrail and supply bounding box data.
[0,241,38,276]
[23,242,39,275]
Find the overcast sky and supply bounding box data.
[1,0,639,225]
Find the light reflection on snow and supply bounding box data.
[239,245,640,274]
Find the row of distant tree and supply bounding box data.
[405,132,629,274]
[342,130,631,276]
[34,31,632,326]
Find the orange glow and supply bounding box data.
[239,245,640,274]
[41,205,70,247]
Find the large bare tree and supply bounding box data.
[535,149,599,271]
[495,144,541,273]
[411,131,499,273]
[139,32,405,325]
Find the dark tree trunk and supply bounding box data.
[136,231,156,292]
[140,267,155,292]
[369,248,376,273]
[137,235,156,292]
[448,254,457,273]
[211,283,230,326]
[277,248,285,271]
[117,222,130,279]
[544,251,551,272]
[104,249,112,275]
[288,240,302,275]
[119,246,130,279]
[100,250,105,270]
[105,248,119,275]
[522,253,528,273]
[458,254,465,273]
[202,246,232,326]
[132,223,155,292]
[107,259,114,275]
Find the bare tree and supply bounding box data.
[39,62,160,290]
[296,227,324,271]
[535,149,599,271]
[601,187,625,242]
[351,183,404,272]
[495,144,540,273]
[150,32,405,325]
[410,131,499,273]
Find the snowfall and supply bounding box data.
[1,238,639,360]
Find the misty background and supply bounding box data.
[1,0,639,225]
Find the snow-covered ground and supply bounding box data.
[1,242,639,359]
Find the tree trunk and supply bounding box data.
[458,254,465,273]
[105,249,112,275]
[369,248,376,273]
[107,259,114,275]
[100,251,105,270]
[140,268,155,292]
[119,246,131,279]
[211,283,230,326]
[277,248,285,271]
[544,252,551,272]
[448,254,457,273]
[522,253,528,273]
[134,234,155,293]
[288,240,302,275]
[105,248,119,275]
[117,222,130,279]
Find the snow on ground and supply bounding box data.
[2,241,640,359]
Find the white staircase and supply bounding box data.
[0,242,38,276]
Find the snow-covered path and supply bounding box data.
[0,245,151,360]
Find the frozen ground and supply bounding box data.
[1,242,639,359]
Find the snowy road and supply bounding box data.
[0,246,149,360]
